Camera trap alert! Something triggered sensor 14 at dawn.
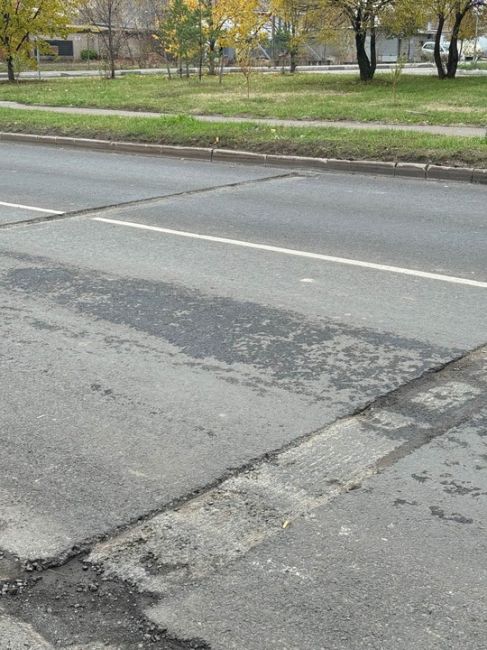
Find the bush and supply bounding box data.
[81,49,98,61]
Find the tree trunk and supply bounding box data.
[107,4,116,80]
[434,14,446,79]
[198,7,203,80]
[208,39,216,75]
[446,10,468,79]
[219,48,225,84]
[6,56,15,82]
[370,22,377,77]
[290,48,297,74]
[108,28,116,79]
[198,48,203,80]
[355,31,374,81]
[446,36,460,78]
[289,22,297,73]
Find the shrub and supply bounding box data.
[81,49,98,61]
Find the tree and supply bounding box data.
[381,0,427,58]
[0,0,78,82]
[427,0,486,78]
[80,0,126,79]
[271,0,313,72]
[159,0,200,76]
[317,1,396,81]
[185,0,229,75]
[222,0,267,95]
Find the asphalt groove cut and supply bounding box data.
[0,171,297,230]
[0,342,478,576]
[0,347,484,649]
[88,345,486,597]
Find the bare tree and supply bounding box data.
[80,0,126,78]
[123,0,167,67]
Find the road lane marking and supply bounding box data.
[92,216,487,289]
[0,201,64,215]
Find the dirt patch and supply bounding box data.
[424,103,484,113]
[0,556,209,649]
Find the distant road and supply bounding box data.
[4,62,485,81]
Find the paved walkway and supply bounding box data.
[1,100,485,138]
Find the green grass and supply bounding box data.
[459,61,487,71]
[1,73,487,126]
[1,107,486,168]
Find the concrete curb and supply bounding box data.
[1,131,485,185]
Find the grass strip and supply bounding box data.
[1,73,487,127]
[1,107,486,168]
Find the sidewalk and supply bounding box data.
[1,100,485,138]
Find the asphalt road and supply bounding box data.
[0,63,445,82]
[0,142,486,648]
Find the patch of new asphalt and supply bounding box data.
[1,100,485,138]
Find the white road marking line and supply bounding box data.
[0,200,64,215]
[92,216,487,289]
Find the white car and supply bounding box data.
[421,42,449,61]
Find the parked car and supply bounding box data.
[421,42,449,61]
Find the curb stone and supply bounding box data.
[394,161,427,179]
[427,164,474,183]
[328,158,396,175]
[265,154,329,171]
[212,148,267,165]
[472,168,487,184]
[111,140,213,160]
[0,131,485,185]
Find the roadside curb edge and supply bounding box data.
[1,131,485,185]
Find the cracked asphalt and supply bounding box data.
[0,141,486,649]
